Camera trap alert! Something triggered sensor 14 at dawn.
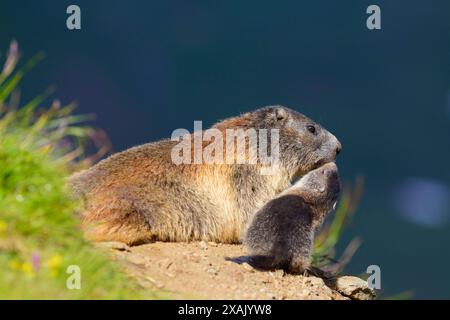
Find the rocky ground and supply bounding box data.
[97,241,375,300]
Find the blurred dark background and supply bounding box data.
[2,0,450,298]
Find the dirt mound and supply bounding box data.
[100,241,374,300]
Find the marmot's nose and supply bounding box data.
[320,164,339,186]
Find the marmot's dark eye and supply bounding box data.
[306,125,316,134]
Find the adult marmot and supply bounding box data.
[70,106,341,245]
[244,162,341,274]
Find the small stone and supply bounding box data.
[145,276,164,289]
[334,276,376,300]
[208,241,218,247]
[242,263,255,272]
[199,241,208,250]
[207,267,219,275]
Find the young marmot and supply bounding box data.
[70,106,341,245]
[244,162,341,274]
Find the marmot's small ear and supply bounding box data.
[268,106,288,123]
[275,107,288,121]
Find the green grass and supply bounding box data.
[312,176,364,274]
[0,41,161,299]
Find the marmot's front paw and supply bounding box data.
[288,256,310,274]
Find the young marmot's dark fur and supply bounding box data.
[70,106,341,245]
[244,162,341,274]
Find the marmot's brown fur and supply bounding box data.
[244,162,341,274]
[70,106,341,245]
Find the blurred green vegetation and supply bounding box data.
[313,176,364,275]
[0,41,162,299]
